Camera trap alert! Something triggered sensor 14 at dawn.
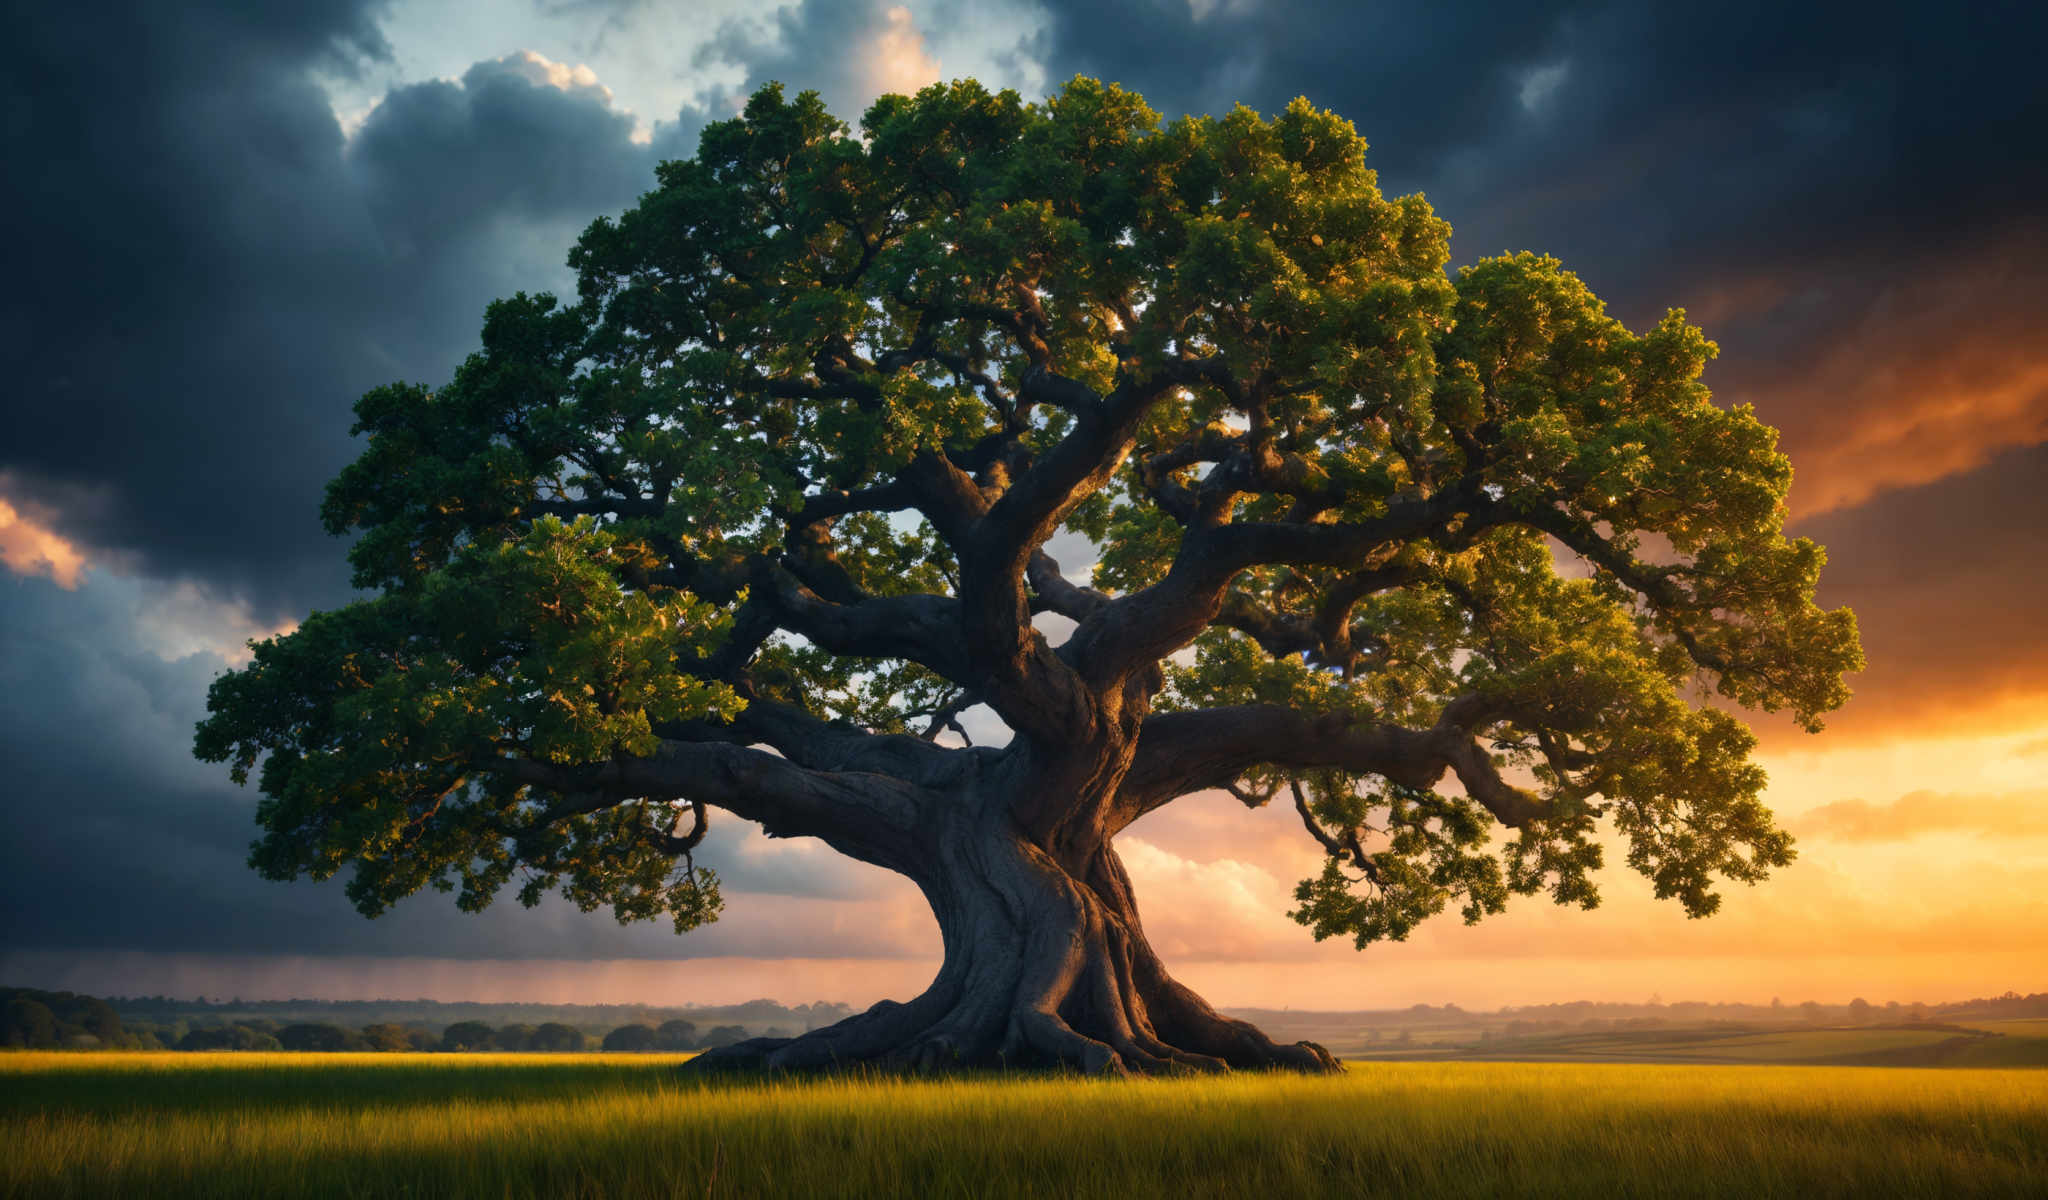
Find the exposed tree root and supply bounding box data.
[683,834,1339,1078]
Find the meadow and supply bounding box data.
[1360,1021,2048,1069]
[6,1053,2046,1198]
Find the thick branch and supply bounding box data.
[727,689,975,785]
[1065,485,1481,688]
[1027,551,1111,622]
[738,559,974,688]
[1117,703,1546,831]
[480,738,928,870]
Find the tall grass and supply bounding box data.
[5,1053,2043,1198]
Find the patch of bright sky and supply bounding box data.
[1517,60,1570,112]
[912,2,1050,101]
[1757,724,2046,814]
[316,0,780,143]
[1184,0,1257,21]
[317,1,1052,145]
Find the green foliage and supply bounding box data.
[440,1021,495,1052]
[177,1025,281,1052]
[194,74,1860,958]
[276,1024,365,1053]
[196,517,737,932]
[1160,251,1858,945]
[1,988,124,1049]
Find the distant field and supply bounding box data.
[1342,1022,2048,1069]
[1962,1019,2048,1039]
[6,1053,2046,1198]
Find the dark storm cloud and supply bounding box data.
[2,3,673,623]
[1,1,917,963]
[1027,0,2048,516]
[6,1,393,617]
[0,571,909,959]
[1029,1,2041,275]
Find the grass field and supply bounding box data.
[5,1052,2045,1199]
[1341,1022,2048,1069]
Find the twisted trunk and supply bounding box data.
[688,765,1337,1076]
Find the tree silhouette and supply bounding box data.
[440,1020,495,1051]
[197,78,1861,1074]
[603,1023,659,1052]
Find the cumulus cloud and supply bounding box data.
[863,6,943,100]
[131,581,298,665]
[1797,789,2048,843]
[1118,837,1307,961]
[694,0,1044,130]
[489,48,613,101]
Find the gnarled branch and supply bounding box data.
[479,738,928,871]
[1116,702,1547,832]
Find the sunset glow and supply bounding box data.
[0,497,85,589]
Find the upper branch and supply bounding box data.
[1065,482,1484,688]
[942,365,1187,743]
[757,563,974,685]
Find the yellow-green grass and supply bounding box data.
[5,1053,2044,1198]
[1440,1025,2048,1068]
[1962,1019,2048,1039]
[1634,1029,1967,1060]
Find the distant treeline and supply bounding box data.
[2,987,849,1052]
[2,988,130,1049]
[1228,990,2048,1043]
[171,1016,762,1054]
[107,994,853,1036]
[7,985,2045,1052]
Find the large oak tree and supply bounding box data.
[197,79,1862,1075]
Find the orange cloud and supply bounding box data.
[1796,788,2048,842]
[863,6,942,98]
[0,497,86,588]
[1783,347,2048,519]
[1763,441,2048,746]
[1708,230,2048,519]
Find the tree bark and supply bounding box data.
[686,774,1338,1077]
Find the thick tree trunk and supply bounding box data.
[688,789,1338,1077]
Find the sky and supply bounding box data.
[3,0,2044,1012]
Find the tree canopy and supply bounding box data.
[195,77,1860,1073]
